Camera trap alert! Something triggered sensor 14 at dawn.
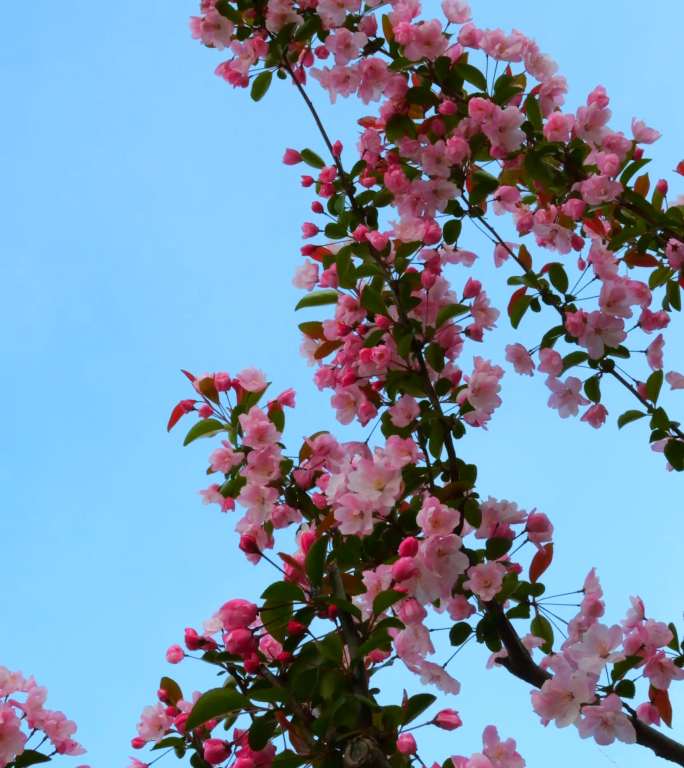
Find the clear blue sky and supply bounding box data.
[2,1,683,767]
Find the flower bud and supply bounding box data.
[656,179,669,195]
[302,222,319,239]
[398,537,420,558]
[277,651,295,664]
[219,599,259,631]
[287,621,307,635]
[311,201,324,214]
[165,645,184,664]
[131,737,147,750]
[224,627,255,656]
[332,140,343,157]
[204,739,231,765]
[174,713,189,733]
[282,149,302,165]
[299,531,316,554]
[462,277,482,299]
[433,709,463,731]
[157,688,169,703]
[391,556,419,582]
[397,734,417,755]
[239,535,261,556]
[244,653,261,674]
[215,372,232,391]
[301,175,315,187]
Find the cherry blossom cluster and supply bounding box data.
[190,0,684,469]
[0,666,88,768]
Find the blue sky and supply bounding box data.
[2,1,683,767]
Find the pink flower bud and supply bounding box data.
[204,739,231,765]
[165,706,177,717]
[636,702,661,726]
[157,688,169,703]
[283,149,302,165]
[314,45,330,59]
[438,100,457,115]
[300,531,317,554]
[215,372,232,391]
[219,599,259,630]
[131,737,147,750]
[462,277,482,299]
[376,315,390,330]
[657,179,669,195]
[397,734,417,755]
[165,644,184,664]
[421,270,437,290]
[301,244,316,256]
[224,627,255,656]
[301,175,315,187]
[198,404,214,419]
[244,653,261,674]
[398,537,419,558]
[239,534,261,555]
[302,222,319,239]
[398,598,428,625]
[367,648,391,663]
[277,651,295,664]
[433,709,462,731]
[577,258,587,271]
[332,140,343,157]
[311,201,324,214]
[184,627,203,651]
[391,556,419,583]
[570,233,585,252]
[432,118,445,137]
[174,712,189,733]
[287,621,307,635]
[633,147,644,160]
[179,399,196,414]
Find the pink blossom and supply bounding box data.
[457,23,483,49]
[581,403,608,429]
[190,9,234,50]
[412,660,461,694]
[421,534,469,580]
[235,366,267,392]
[543,112,574,142]
[523,41,558,82]
[204,740,231,765]
[293,260,320,291]
[137,703,173,744]
[666,238,684,270]
[334,493,374,536]
[575,102,612,146]
[480,28,528,62]
[531,667,594,728]
[0,703,26,768]
[388,394,420,427]
[631,118,661,144]
[463,562,506,601]
[643,650,684,690]
[666,371,684,390]
[282,149,302,165]
[546,376,590,418]
[583,311,627,359]
[567,623,624,674]
[505,344,535,376]
[209,441,243,473]
[482,725,524,768]
[646,333,665,371]
[578,175,623,206]
[417,496,460,536]
[324,28,368,65]
[525,511,554,551]
[441,0,471,23]
[538,348,563,377]
[636,703,661,726]
[446,594,476,621]
[492,186,521,215]
[578,694,636,746]
[398,598,428,626]
[404,20,448,62]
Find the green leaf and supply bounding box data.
[611,655,642,681]
[614,679,636,699]
[385,113,416,143]
[548,264,569,295]
[271,751,309,768]
[584,375,601,403]
[183,418,225,446]
[404,693,437,724]
[617,410,647,429]
[646,370,664,404]
[436,303,468,328]
[650,406,670,431]
[261,599,293,644]
[425,343,445,373]
[295,289,339,311]
[215,0,242,22]
[620,157,651,186]
[540,324,566,349]
[249,688,291,703]
[664,440,684,472]
[300,148,326,169]
[530,615,554,654]
[668,623,680,652]
[449,622,472,646]
[486,537,512,560]
[261,581,306,602]
[294,14,321,41]
[443,219,462,245]
[469,169,499,207]
[406,86,439,107]
[160,676,183,707]
[185,688,251,731]
[373,589,405,617]
[560,351,588,374]
[453,63,487,92]
[305,535,328,586]
[152,737,186,751]
[316,632,344,663]
[249,715,278,751]
[360,287,388,316]
[524,95,543,132]
[325,222,348,239]
[251,71,272,102]
[13,752,51,768]
[510,295,532,329]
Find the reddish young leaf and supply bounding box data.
[180,369,196,383]
[650,686,673,728]
[167,401,195,432]
[623,251,660,268]
[583,217,606,238]
[508,286,527,317]
[634,173,650,198]
[676,160,684,177]
[529,543,554,584]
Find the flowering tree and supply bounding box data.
[131,1,684,768]
[0,667,88,768]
